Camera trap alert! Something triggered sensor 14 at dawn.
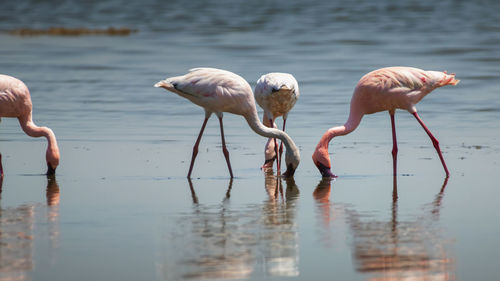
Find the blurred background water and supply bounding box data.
[1,0,499,280]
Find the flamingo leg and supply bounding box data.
[218,116,234,178]
[270,118,280,175]
[0,153,3,178]
[390,111,398,176]
[278,118,286,174]
[261,114,276,169]
[187,117,209,178]
[412,112,450,177]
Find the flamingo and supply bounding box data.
[312,67,459,178]
[154,68,300,178]
[0,75,60,176]
[254,73,299,172]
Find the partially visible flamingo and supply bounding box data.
[312,67,459,178]
[154,68,300,178]
[0,75,60,176]
[254,73,299,172]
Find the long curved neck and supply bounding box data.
[18,114,59,152]
[318,108,364,149]
[244,109,299,156]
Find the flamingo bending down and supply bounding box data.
[0,75,60,176]
[154,68,300,178]
[312,67,459,178]
[254,73,299,172]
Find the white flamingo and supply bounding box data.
[154,68,300,178]
[254,73,299,172]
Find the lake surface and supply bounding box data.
[1,0,500,280]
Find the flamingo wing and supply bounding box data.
[156,68,255,115]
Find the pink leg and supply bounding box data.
[218,116,234,178]
[412,112,450,177]
[270,118,280,174]
[278,119,286,173]
[390,112,398,176]
[0,153,3,178]
[188,117,209,178]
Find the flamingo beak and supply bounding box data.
[282,163,296,178]
[315,162,336,178]
[46,163,56,176]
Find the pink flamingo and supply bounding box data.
[0,74,60,176]
[254,73,299,172]
[154,68,300,178]
[312,67,459,178]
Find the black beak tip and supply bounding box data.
[316,162,336,178]
[282,164,296,178]
[46,164,56,176]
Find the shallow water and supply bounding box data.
[1,0,500,280]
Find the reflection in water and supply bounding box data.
[313,178,340,248]
[0,176,61,281]
[313,178,334,226]
[346,177,454,280]
[261,170,300,278]
[158,175,300,280]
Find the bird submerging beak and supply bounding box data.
[311,67,460,178]
[46,163,56,176]
[282,163,296,177]
[315,161,336,178]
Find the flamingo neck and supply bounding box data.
[18,114,60,164]
[244,109,299,160]
[320,109,363,148]
[312,108,363,175]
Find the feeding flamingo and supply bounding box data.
[312,67,459,178]
[254,73,299,172]
[0,74,60,176]
[154,68,300,178]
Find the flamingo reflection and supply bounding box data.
[347,177,454,280]
[158,177,300,280]
[0,175,61,280]
[313,178,341,248]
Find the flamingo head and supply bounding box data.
[312,145,336,178]
[282,148,300,178]
[46,147,60,175]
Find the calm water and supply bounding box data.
[1,0,500,280]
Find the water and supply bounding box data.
[1,0,500,280]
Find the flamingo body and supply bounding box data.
[255,73,299,121]
[254,73,299,169]
[154,68,300,178]
[0,74,60,175]
[312,67,459,178]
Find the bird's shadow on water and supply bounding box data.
[313,175,453,279]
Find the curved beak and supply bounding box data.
[282,163,296,178]
[315,162,337,178]
[46,163,56,176]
